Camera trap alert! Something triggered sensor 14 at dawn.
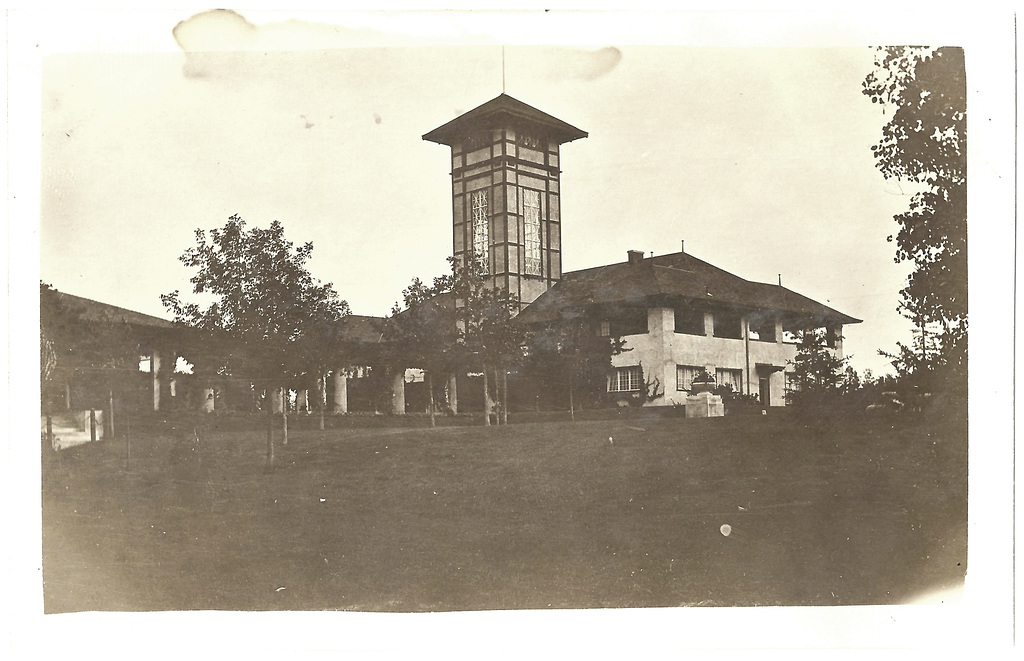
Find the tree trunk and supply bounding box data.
[319,373,326,431]
[482,365,492,426]
[282,409,289,446]
[427,371,436,428]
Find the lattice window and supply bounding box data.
[471,190,489,270]
[523,189,542,276]
[609,366,642,392]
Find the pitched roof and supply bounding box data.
[422,94,588,146]
[55,291,174,329]
[337,314,387,345]
[517,251,861,327]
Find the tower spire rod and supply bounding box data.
[502,45,506,94]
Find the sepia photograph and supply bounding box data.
[9,6,1016,656]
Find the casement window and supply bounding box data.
[674,307,705,335]
[523,189,542,276]
[715,368,743,393]
[596,321,611,337]
[609,366,642,392]
[471,190,489,270]
[676,365,702,391]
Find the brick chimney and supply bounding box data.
[627,250,644,265]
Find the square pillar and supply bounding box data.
[333,370,348,414]
[391,370,406,415]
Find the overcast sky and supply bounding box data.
[29,10,994,377]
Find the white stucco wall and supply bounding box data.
[609,307,842,408]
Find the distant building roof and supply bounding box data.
[517,251,861,328]
[55,291,174,329]
[337,314,387,345]
[422,93,588,146]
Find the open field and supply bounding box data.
[41,409,966,612]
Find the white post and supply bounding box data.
[152,350,162,411]
[333,370,349,414]
[447,372,458,414]
[391,370,406,415]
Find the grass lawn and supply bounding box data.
[41,409,966,612]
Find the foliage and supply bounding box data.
[384,275,459,426]
[40,282,141,410]
[863,47,967,386]
[385,256,523,425]
[161,215,349,397]
[786,328,850,411]
[524,314,626,415]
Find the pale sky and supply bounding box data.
[27,10,998,377]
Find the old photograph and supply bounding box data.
[11,7,1015,656]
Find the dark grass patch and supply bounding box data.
[41,411,966,612]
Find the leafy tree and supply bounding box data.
[863,47,967,386]
[786,328,850,414]
[385,276,458,427]
[162,215,349,467]
[40,282,141,421]
[447,256,524,425]
[525,316,625,419]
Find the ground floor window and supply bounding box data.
[676,364,702,391]
[609,366,642,392]
[716,368,743,393]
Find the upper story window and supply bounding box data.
[464,134,490,151]
[523,189,542,276]
[674,306,705,335]
[471,190,489,271]
[606,306,648,337]
[749,318,777,342]
[713,311,742,339]
[520,132,542,150]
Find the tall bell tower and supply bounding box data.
[423,94,587,306]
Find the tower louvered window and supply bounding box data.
[471,189,489,271]
[523,189,542,276]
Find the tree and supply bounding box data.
[786,328,850,413]
[40,283,141,421]
[446,256,524,426]
[863,47,967,386]
[385,276,458,428]
[525,315,625,419]
[162,215,349,468]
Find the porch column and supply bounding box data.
[202,388,215,413]
[447,372,458,414]
[297,389,308,413]
[332,370,348,414]
[271,387,284,414]
[152,350,162,411]
[391,370,406,415]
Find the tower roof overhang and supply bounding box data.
[422,93,588,146]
